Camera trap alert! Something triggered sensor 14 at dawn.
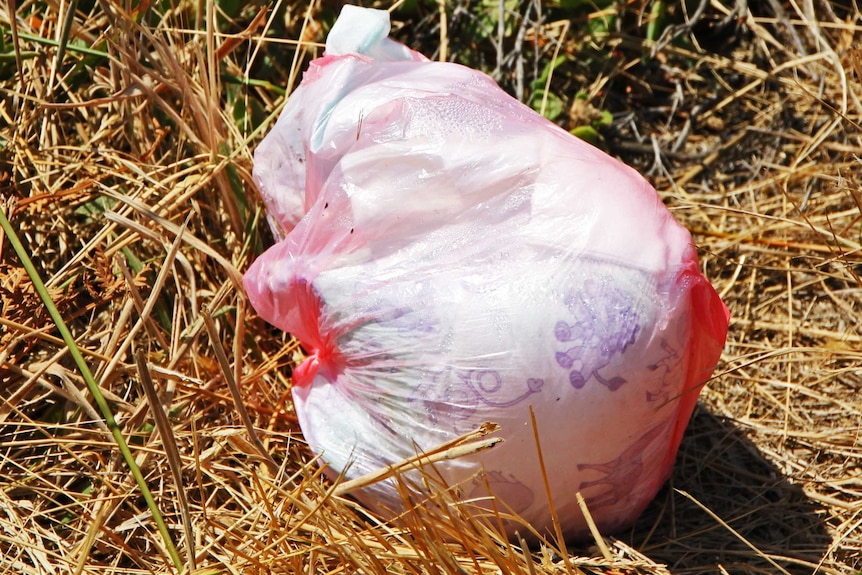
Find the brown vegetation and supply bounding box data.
[1,0,860,573]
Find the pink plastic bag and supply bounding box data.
[244,5,729,538]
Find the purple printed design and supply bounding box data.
[554,279,640,391]
[469,471,535,513]
[364,279,440,336]
[412,368,544,431]
[645,339,683,403]
[576,422,669,511]
[467,370,544,407]
[372,305,439,336]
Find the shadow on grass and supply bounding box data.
[622,405,835,574]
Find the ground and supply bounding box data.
[1,0,860,573]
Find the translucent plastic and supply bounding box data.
[244,5,729,538]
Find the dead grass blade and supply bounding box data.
[528,406,574,575]
[101,189,244,289]
[675,489,793,575]
[333,423,503,497]
[135,350,196,572]
[576,493,612,562]
[201,307,280,477]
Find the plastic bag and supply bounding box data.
[244,5,729,538]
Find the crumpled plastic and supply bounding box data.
[244,4,730,538]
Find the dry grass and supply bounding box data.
[1,0,861,573]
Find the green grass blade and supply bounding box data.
[54,0,79,76]
[0,205,183,572]
[16,31,109,59]
[6,0,24,83]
